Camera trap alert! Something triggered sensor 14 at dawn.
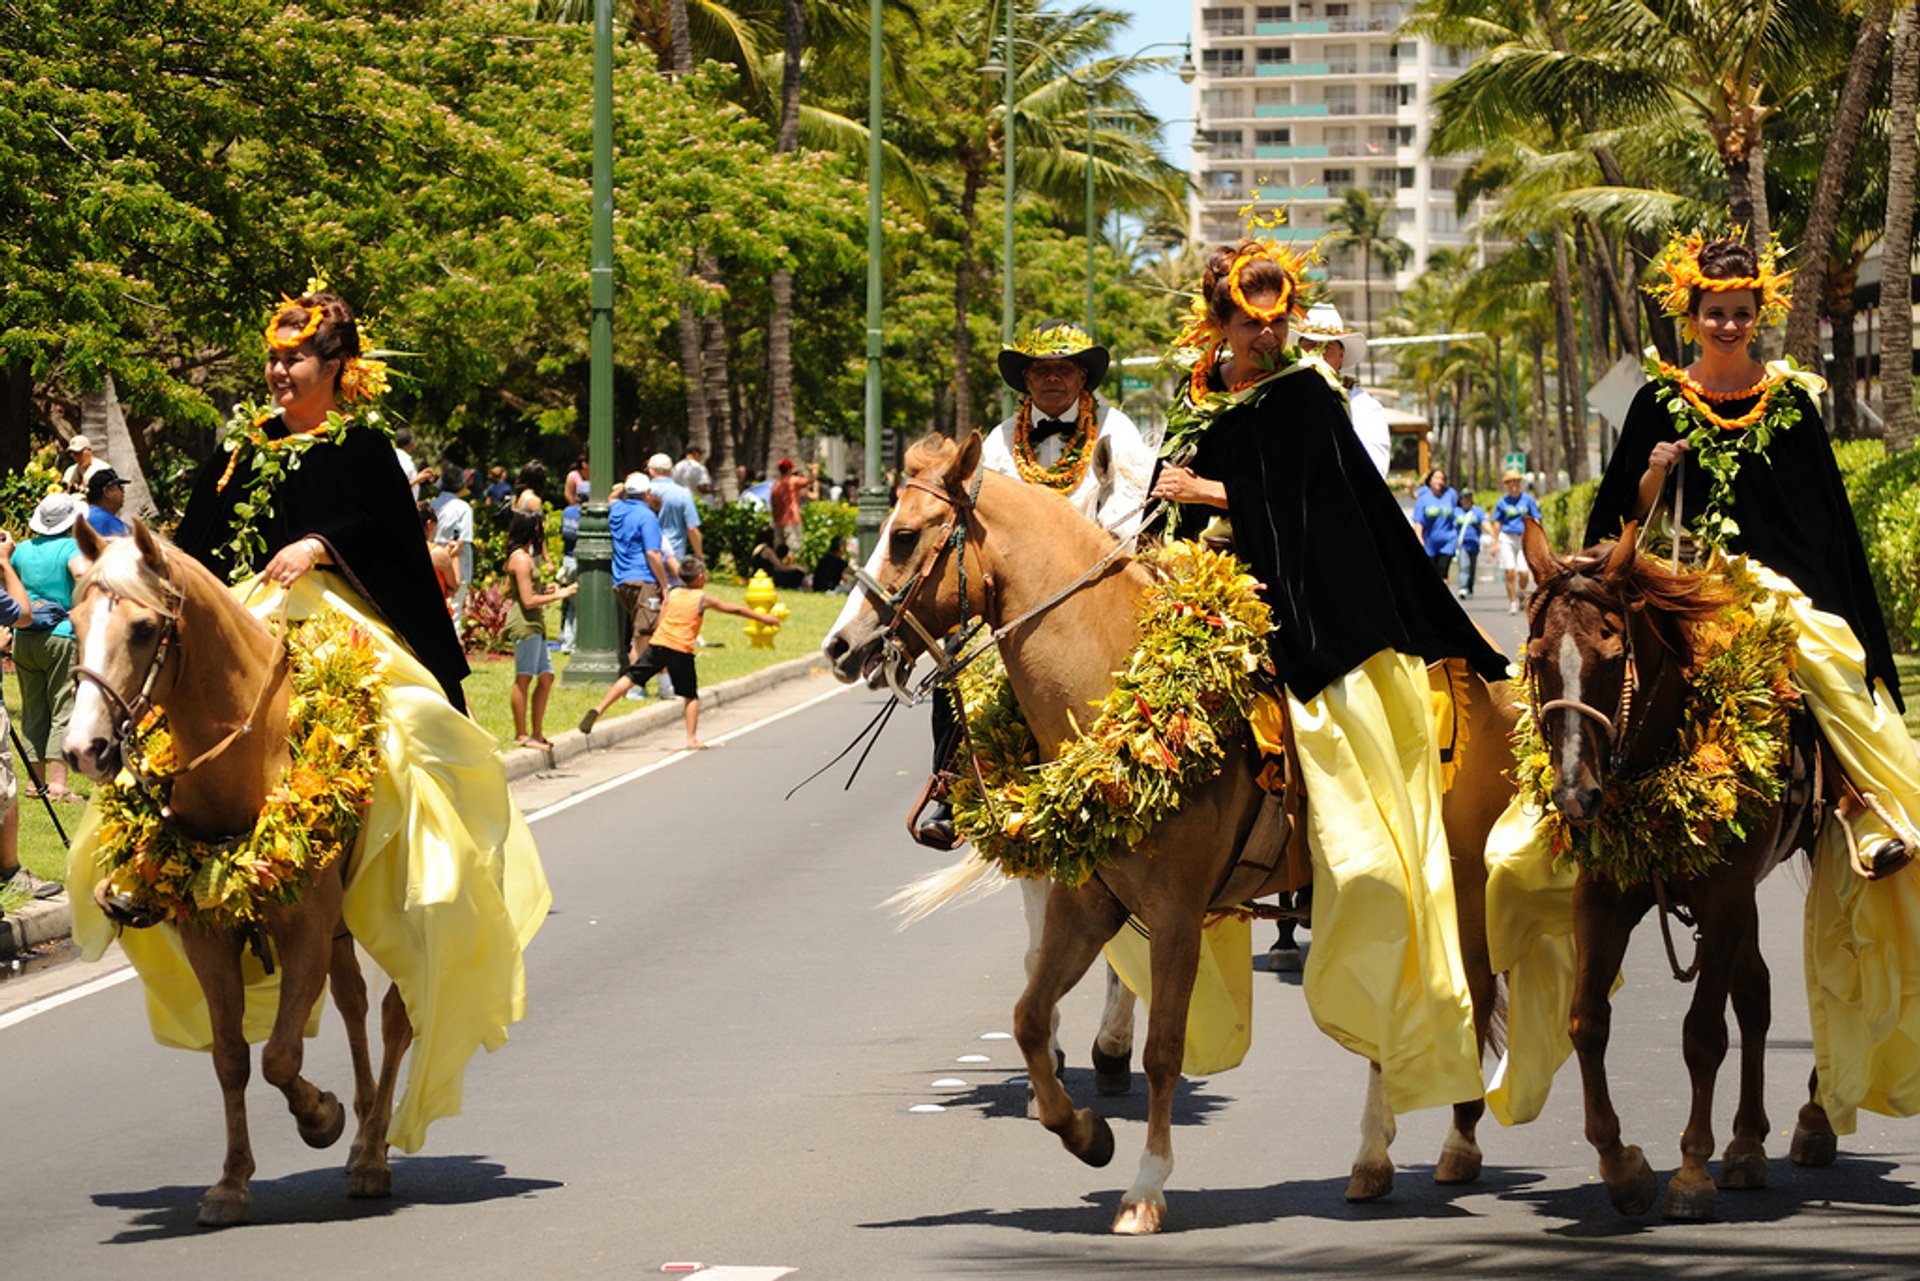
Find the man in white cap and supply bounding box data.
[61,435,111,495]
[646,450,704,569]
[1294,302,1392,479]
[608,472,669,665]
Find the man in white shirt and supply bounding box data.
[430,468,476,629]
[1294,302,1392,479]
[61,435,112,494]
[671,446,713,498]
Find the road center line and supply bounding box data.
[0,966,140,1032]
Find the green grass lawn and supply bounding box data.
[1898,654,1920,740]
[0,580,848,912]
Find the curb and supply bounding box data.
[0,651,831,962]
[0,895,72,959]
[498,651,830,783]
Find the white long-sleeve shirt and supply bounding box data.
[980,401,1154,542]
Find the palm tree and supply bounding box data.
[1885,1,1920,451]
[762,0,807,473]
[1324,188,1412,383]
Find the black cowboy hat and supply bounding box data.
[997,320,1111,395]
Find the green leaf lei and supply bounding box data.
[1510,556,1800,886]
[94,613,388,930]
[214,401,393,583]
[946,540,1273,886]
[1641,349,1820,553]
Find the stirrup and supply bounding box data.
[94,879,164,930]
[906,774,962,851]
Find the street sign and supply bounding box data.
[1503,451,1527,473]
[1121,376,1153,392]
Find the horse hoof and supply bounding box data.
[1790,1124,1837,1168]
[1433,1145,1483,1185]
[1345,1160,1394,1202]
[1112,1196,1165,1235]
[1662,1176,1717,1222]
[299,1093,347,1150]
[197,1186,251,1228]
[1718,1148,1768,1190]
[1072,1111,1115,1169]
[347,1164,393,1199]
[1603,1146,1657,1216]
[1091,1044,1132,1097]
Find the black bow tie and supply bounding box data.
[1031,416,1076,444]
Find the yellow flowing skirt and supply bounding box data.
[1294,648,1481,1114]
[1484,557,1920,1131]
[67,570,552,1153]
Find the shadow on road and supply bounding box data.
[927,1069,1231,1126]
[91,1155,561,1243]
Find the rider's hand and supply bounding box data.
[1152,465,1200,502]
[263,537,324,588]
[1647,440,1689,474]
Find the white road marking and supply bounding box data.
[908,1104,946,1114]
[930,1078,966,1088]
[979,1031,1012,1040]
[663,1269,794,1280]
[0,676,859,1033]
[955,1053,989,1063]
[0,966,139,1032]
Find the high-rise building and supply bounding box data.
[1189,1,1477,333]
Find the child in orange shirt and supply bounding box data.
[576,556,779,750]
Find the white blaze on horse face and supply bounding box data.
[1557,630,1586,781]
[65,594,118,770]
[824,509,893,656]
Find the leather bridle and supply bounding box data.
[1526,568,1643,774]
[852,471,990,703]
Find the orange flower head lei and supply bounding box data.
[1173,198,1319,404]
[264,273,391,406]
[1647,229,1791,344]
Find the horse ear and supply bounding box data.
[1092,435,1116,490]
[948,429,983,501]
[1604,523,1638,582]
[1520,516,1558,585]
[71,514,104,561]
[130,517,167,573]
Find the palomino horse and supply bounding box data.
[825,433,1517,1233]
[62,520,411,1226]
[1519,518,1830,1220]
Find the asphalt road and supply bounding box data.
[4,580,1920,1278]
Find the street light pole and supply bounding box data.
[855,0,890,558]
[1084,80,1096,339]
[1000,0,1017,422]
[567,0,619,684]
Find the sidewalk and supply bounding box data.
[0,651,838,977]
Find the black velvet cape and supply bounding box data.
[1172,368,1510,701]
[175,421,470,708]
[1585,380,1900,709]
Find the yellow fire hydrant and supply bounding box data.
[742,570,789,649]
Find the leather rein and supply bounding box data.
[70,554,288,846]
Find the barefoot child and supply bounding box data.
[577,556,778,749]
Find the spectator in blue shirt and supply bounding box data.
[609,473,669,663]
[84,470,130,538]
[1452,489,1487,599]
[645,452,704,570]
[1414,468,1458,579]
[1488,469,1544,614]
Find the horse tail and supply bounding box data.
[883,850,1008,928]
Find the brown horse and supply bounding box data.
[1518,518,1832,1220]
[825,433,1519,1233]
[62,519,411,1226]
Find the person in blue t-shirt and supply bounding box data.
[608,474,669,663]
[84,470,130,537]
[1413,468,1458,579]
[1452,488,1487,599]
[1487,468,1544,615]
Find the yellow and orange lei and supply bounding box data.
[1654,359,1785,432]
[1012,391,1099,491]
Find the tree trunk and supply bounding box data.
[1529,332,1551,484]
[1551,229,1589,481]
[698,252,736,499]
[1785,0,1893,366]
[1489,333,1507,454]
[763,0,806,473]
[1585,218,1640,355]
[676,293,711,483]
[1885,1,1920,451]
[1360,246,1375,383]
[668,0,693,76]
[952,162,984,433]
[1830,266,1861,440]
[0,356,31,476]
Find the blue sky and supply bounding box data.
[1104,1,1195,162]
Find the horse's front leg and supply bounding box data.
[178,929,257,1227]
[1112,902,1206,1236]
[1013,880,1125,1177]
[1661,882,1747,1221]
[1019,877,1067,1105]
[1792,1067,1839,1167]
[1092,963,1137,1097]
[348,982,414,1199]
[1346,1061,1397,1201]
[260,881,347,1153]
[1569,875,1656,1216]
[1719,909,1771,1192]
[1435,832,1497,1186]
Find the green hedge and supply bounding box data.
[1538,479,1600,554]
[1836,440,1920,651]
[694,497,858,581]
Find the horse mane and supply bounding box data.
[1548,539,1737,664]
[75,533,186,617]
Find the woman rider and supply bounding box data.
[67,288,550,1154]
[1150,239,1511,1115]
[1583,233,1920,1132]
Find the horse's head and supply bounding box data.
[1521,518,1727,822]
[63,518,185,780]
[823,431,985,692]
